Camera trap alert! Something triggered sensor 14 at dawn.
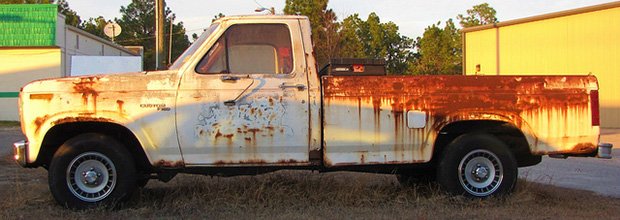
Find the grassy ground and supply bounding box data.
[1,152,619,219]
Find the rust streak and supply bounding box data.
[116,100,124,113]
[72,76,101,112]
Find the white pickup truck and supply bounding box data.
[13,15,612,209]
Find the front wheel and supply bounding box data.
[437,133,517,197]
[48,133,137,209]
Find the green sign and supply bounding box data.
[0,4,57,46]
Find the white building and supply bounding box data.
[0,4,142,121]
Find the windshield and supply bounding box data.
[169,23,220,70]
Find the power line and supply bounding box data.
[112,27,207,44]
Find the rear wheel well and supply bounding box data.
[35,122,152,172]
[432,120,541,167]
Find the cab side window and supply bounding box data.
[196,24,293,74]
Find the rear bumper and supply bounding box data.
[548,142,613,159]
[13,140,28,167]
[597,143,613,159]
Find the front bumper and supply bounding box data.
[13,140,28,167]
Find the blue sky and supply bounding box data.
[68,0,613,39]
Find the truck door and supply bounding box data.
[176,21,310,166]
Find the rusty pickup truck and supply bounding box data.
[13,15,613,209]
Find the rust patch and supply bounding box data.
[154,160,185,168]
[276,159,299,164]
[533,143,597,155]
[33,115,50,135]
[214,159,267,165]
[72,76,100,111]
[52,117,113,125]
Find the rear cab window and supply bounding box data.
[196,24,293,75]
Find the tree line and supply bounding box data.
[2,0,497,74]
[283,0,498,74]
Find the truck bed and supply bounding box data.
[321,75,599,166]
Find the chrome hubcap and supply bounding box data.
[458,149,503,197]
[473,164,490,180]
[82,168,101,185]
[67,152,116,202]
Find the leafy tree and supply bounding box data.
[57,0,80,26]
[383,22,415,74]
[284,0,338,67]
[212,13,225,23]
[80,16,108,39]
[412,19,461,75]
[339,13,415,74]
[457,3,498,28]
[284,0,414,73]
[114,0,189,70]
[413,3,498,75]
[338,14,365,59]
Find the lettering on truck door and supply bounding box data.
[176,21,311,166]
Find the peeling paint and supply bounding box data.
[194,96,293,143]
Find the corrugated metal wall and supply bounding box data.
[464,6,620,128]
[464,29,496,75]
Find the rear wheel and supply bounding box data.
[49,133,137,209]
[437,133,517,197]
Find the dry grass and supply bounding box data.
[1,154,619,220]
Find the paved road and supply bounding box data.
[1,126,618,197]
[520,129,620,197]
[0,127,24,157]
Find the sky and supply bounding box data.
[67,0,614,40]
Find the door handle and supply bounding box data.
[279,83,307,91]
[220,75,240,82]
[223,100,236,106]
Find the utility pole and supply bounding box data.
[168,17,174,65]
[155,0,165,70]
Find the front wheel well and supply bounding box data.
[35,122,152,172]
[431,120,541,167]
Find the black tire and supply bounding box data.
[48,133,137,209]
[437,133,517,198]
